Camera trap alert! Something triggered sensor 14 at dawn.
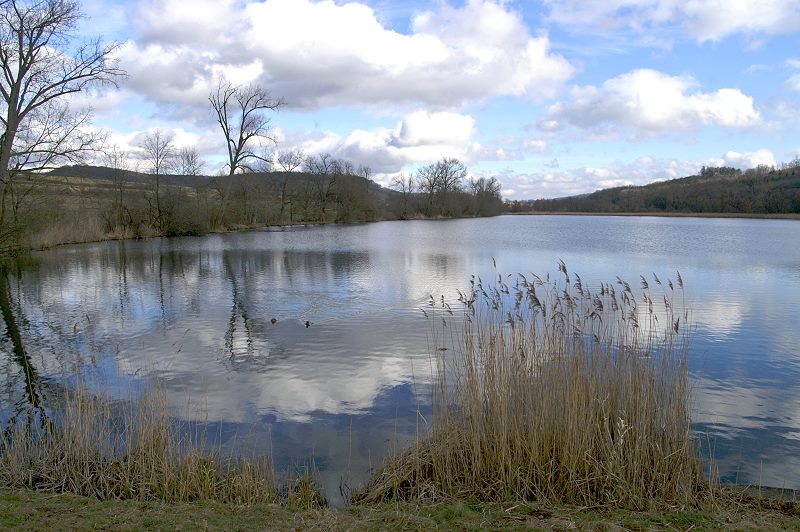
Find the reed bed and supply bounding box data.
[356,264,705,510]
[0,383,278,504]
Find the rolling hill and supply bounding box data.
[512,165,800,215]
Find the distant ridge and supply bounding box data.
[46,164,398,200]
[47,164,212,187]
[514,165,800,215]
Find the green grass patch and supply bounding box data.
[2,488,799,531]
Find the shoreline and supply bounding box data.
[20,210,798,255]
[24,213,502,255]
[1,484,797,530]
[504,211,800,220]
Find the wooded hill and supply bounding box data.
[511,164,800,215]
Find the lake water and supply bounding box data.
[1,215,799,502]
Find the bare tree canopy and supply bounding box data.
[139,129,174,176]
[417,157,467,196]
[469,176,501,198]
[209,77,283,226]
[174,146,205,176]
[138,129,175,231]
[209,78,283,176]
[275,149,304,172]
[0,0,123,182]
[392,171,415,218]
[416,157,468,216]
[303,152,336,176]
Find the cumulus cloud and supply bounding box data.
[523,138,549,153]
[707,149,777,169]
[785,58,800,92]
[282,110,479,175]
[545,0,800,43]
[539,69,761,138]
[120,0,574,111]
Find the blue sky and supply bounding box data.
[74,0,800,199]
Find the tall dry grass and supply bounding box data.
[356,264,704,510]
[0,383,277,504]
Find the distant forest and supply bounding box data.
[509,161,800,215]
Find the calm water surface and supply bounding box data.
[1,215,799,502]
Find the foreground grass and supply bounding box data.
[0,385,280,505]
[1,487,798,531]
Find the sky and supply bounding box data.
[73,0,800,200]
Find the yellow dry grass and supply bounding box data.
[357,265,704,510]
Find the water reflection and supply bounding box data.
[0,265,45,425]
[1,216,800,500]
[693,295,746,340]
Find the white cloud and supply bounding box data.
[683,0,800,43]
[786,59,800,91]
[523,138,549,153]
[284,110,479,174]
[707,149,777,169]
[496,149,777,200]
[545,0,800,43]
[495,156,700,200]
[540,69,761,138]
[120,0,574,111]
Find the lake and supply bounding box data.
[1,215,799,503]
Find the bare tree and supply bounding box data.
[139,129,175,231]
[275,149,304,172]
[392,172,415,219]
[416,157,467,215]
[469,176,502,215]
[303,152,336,175]
[0,0,123,229]
[140,129,174,175]
[174,146,205,176]
[303,153,338,220]
[469,176,501,197]
[209,77,283,225]
[273,149,304,223]
[357,164,372,181]
[336,159,354,176]
[101,144,135,233]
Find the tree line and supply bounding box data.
[42,148,502,246]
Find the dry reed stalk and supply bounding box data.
[0,382,278,504]
[356,266,705,510]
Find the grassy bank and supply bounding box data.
[1,487,798,530]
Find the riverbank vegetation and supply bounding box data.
[511,160,800,215]
[0,383,285,505]
[0,155,503,255]
[356,267,703,510]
